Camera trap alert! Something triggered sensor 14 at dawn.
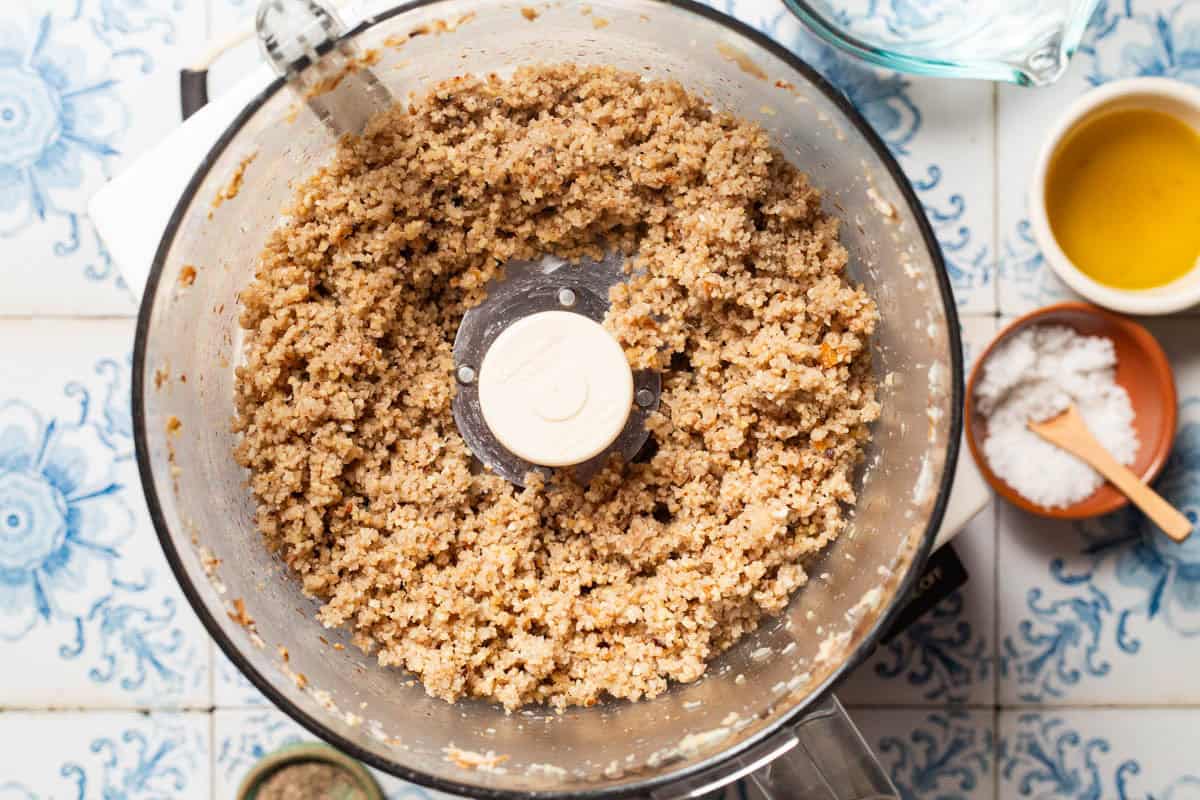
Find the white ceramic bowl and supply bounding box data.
[1029,77,1200,315]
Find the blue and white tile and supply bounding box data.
[214,641,271,707]
[997,318,1200,705]
[213,709,307,797]
[842,316,998,706]
[997,0,1200,315]
[0,319,210,708]
[853,707,996,800]
[721,0,996,312]
[215,708,463,799]
[998,709,1200,798]
[896,78,995,314]
[0,711,209,799]
[0,0,206,316]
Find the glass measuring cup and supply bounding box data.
[784,0,1103,85]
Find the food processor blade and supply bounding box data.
[257,0,394,135]
[452,253,660,486]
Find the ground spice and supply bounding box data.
[255,763,366,800]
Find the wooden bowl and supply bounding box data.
[964,302,1177,519]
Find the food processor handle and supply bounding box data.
[179,0,369,121]
[181,69,210,119]
[651,695,898,800]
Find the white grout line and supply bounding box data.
[990,82,999,317]
[209,709,217,800]
[993,705,1003,800]
[991,484,1001,712]
[0,705,216,712]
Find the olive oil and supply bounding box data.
[1045,108,1200,290]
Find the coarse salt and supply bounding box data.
[974,325,1138,509]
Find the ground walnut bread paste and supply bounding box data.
[233,65,880,711]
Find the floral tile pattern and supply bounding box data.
[0,0,206,316]
[998,710,1200,799]
[996,0,1200,315]
[854,708,996,800]
[0,319,210,708]
[0,711,210,799]
[1,0,1199,796]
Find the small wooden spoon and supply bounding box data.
[1029,404,1192,542]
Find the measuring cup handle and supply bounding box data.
[651,695,898,800]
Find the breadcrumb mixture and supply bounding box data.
[234,65,879,711]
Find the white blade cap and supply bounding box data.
[477,311,634,468]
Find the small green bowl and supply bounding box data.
[237,742,385,800]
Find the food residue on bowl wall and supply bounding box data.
[715,42,767,81]
[445,746,510,772]
[210,152,257,215]
[384,12,475,48]
[229,597,255,629]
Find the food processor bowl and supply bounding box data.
[133,0,961,796]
